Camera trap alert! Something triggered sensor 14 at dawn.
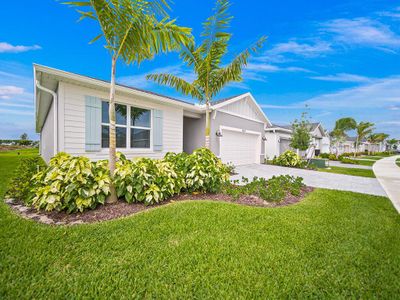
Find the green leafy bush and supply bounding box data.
[224,175,304,202]
[114,154,185,205]
[31,153,111,213]
[339,157,358,164]
[6,156,46,204]
[185,148,230,193]
[318,153,330,159]
[272,150,306,168]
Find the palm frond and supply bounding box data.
[201,0,232,55]
[146,73,203,100]
[211,36,266,97]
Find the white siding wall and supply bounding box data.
[265,131,292,159]
[40,100,55,163]
[58,82,183,160]
[219,97,264,122]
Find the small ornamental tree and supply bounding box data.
[290,112,311,156]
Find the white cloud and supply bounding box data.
[269,41,332,57]
[245,62,311,75]
[0,108,33,115]
[0,42,41,53]
[320,18,400,49]
[0,85,24,99]
[310,73,372,83]
[302,76,400,109]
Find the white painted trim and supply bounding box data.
[183,111,201,119]
[265,127,292,133]
[220,125,243,133]
[58,82,65,152]
[212,92,272,126]
[245,129,262,136]
[218,109,265,124]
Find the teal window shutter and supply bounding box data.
[85,96,101,152]
[153,109,163,151]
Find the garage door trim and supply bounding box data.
[219,125,261,165]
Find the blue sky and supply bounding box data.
[1,0,400,140]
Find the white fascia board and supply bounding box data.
[265,127,293,134]
[212,92,272,126]
[33,64,203,113]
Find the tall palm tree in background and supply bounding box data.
[367,133,389,154]
[330,117,356,155]
[386,138,398,153]
[146,0,266,149]
[354,121,374,157]
[64,0,193,202]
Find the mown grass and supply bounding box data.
[341,159,375,166]
[317,166,376,178]
[1,150,399,298]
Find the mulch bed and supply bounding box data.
[6,186,313,225]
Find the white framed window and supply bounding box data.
[130,107,151,149]
[101,101,152,149]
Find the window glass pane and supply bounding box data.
[131,128,150,148]
[131,107,150,128]
[116,104,127,125]
[116,127,127,148]
[101,125,109,148]
[102,101,109,123]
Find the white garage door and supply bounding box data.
[220,129,260,165]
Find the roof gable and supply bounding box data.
[212,93,271,125]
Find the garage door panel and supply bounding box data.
[220,130,259,165]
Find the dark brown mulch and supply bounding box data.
[8,187,314,225]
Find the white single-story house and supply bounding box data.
[34,64,272,166]
[332,137,385,155]
[264,122,329,159]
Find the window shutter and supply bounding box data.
[85,96,101,152]
[153,109,163,151]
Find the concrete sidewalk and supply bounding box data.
[328,160,372,170]
[373,155,400,213]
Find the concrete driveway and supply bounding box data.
[231,164,387,197]
[373,155,400,213]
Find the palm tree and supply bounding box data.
[64,0,193,202]
[354,121,374,157]
[146,0,266,149]
[386,138,398,153]
[330,117,356,155]
[367,133,389,154]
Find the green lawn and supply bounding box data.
[342,159,375,167]
[317,166,376,178]
[359,156,383,161]
[1,151,400,298]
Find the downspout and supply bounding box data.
[35,80,58,155]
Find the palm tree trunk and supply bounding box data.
[205,102,211,149]
[354,138,358,158]
[107,55,118,203]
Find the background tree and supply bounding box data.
[147,0,266,148]
[330,117,357,155]
[290,111,311,157]
[367,133,389,154]
[354,121,374,157]
[65,0,193,202]
[386,138,398,153]
[20,133,28,141]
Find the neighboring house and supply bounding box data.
[34,64,271,166]
[264,122,328,159]
[333,137,384,155]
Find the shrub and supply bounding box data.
[318,153,330,159]
[329,154,338,161]
[224,162,236,175]
[6,156,46,204]
[114,154,185,205]
[223,175,304,203]
[31,153,111,213]
[185,148,230,193]
[164,151,189,179]
[272,150,306,168]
